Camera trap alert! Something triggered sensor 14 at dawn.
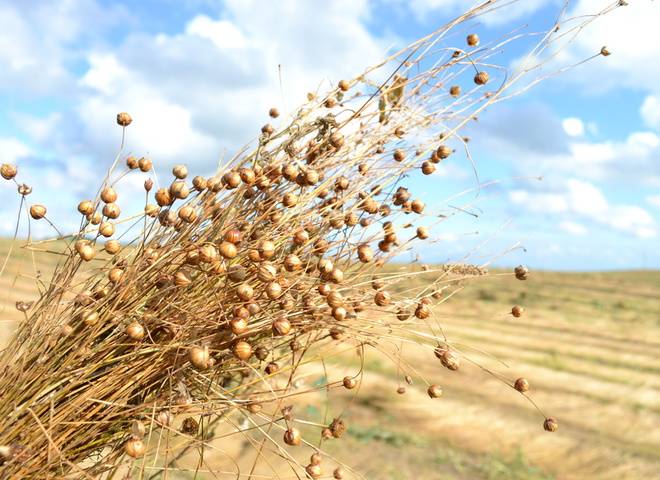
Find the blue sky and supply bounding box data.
[0,0,658,270]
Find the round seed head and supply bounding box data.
[393,149,406,162]
[124,438,145,458]
[543,417,558,432]
[233,341,253,360]
[102,203,120,219]
[272,316,292,336]
[514,377,529,392]
[218,241,238,259]
[155,188,172,207]
[342,376,357,389]
[306,463,322,479]
[467,33,480,46]
[269,107,280,118]
[334,467,345,479]
[449,85,461,97]
[126,156,138,169]
[474,71,489,85]
[78,200,94,215]
[338,79,350,91]
[138,157,152,172]
[427,384,443,398]
[125,321,145,341]
[99,222,115,237]
[511,305,524,317]
[189,346,210,370]
[104,240,120,254]
[78,244,95,261]
[514,265,529,280]
[29,204,47,220]
[100,187,117,203]
[283,427,301,446]
[1,164,17,180]
[172,164,188,179]
[116,112,132,127]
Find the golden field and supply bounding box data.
[1,240,659,479]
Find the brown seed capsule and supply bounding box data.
[189,346,210,370]
[108,267,123,284]
[156,410,172,427]
[218,241,238,259]
[416,226,430,239]
[329,131,345,149]
[255,346,269,361]
[172,164,188,179]
[374,291,391,307]
[511,305,524,317]
[421,161,436,175]
[543,417,558,432]
[342,376,357,389]
[100,187,117,203]
[258,240,275,259]
[329,418,346,438]
[438,349,460,371]
[169,180,189,200]
[283,427,301,446]
[268,107,280,118]
[18,183,32,196]
[466,33,480,47]
[99,222,115,237]
[411,199,425,214]
[104,239,120,254]
[181,417,199,434]
[174,271,191,287]
[233,341,252,360]
[1,163,17,180]
[261,123,274,136]
[306,463,322,479]
[272,316,292,336]
[78,244,95,261]
[265,361,279,375]
[155,188,172,207]
[333,467,345,479]
[102,203,120,219]
[393,149,405,162]
[427,384,443,398]
[138,157,152,172]
[600,46,611,56]
[125,321,145,341]
[265,281,283,300]
[514,265,529,280]
[77,200,94,215]
[144,178,154,191]
[338,79,350,91]
[116,112,132,127]
[514,377,529,392]
[236,283,254,301]
[81,310,99,326]
[29,204,47,220]
[126,155,138,169]
[357,244,373,263]
[449,85,461,97]
[284,254,302,272]
[397,386,406,394]
[324,96,337,108]
[178,206,197,223]
[124,438,145,458]
[144,204,159,217]
[192,175,207,191]
[474,71,489,85]
[230,317,248,335]
[198,244,218,263]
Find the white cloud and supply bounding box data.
[510,179,657,239]
[641,95,660,130]
[647,195,660,209]
[0,137,32,164]
[408,0,555,27]
[186,15,247,49]
[559,221,587,236]
[562,117,585,137]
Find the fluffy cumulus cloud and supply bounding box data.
[510,179,657,239]
[407,0,556,26]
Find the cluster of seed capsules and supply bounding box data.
[0,28,561,479]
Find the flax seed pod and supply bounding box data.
[144,204,159,217]
[282,192,298,207]
[437,145,452,159]
[338,79,350,91]
[189,346,210,370]
[393,149,405,162]
[306,464,322,479]
[284,427,301,446]
[284,254,302,272]
[178,206,197,223]
[342,376,357,389]
[514,377,529,392]
[223,171,241,189]
[103,203,120,219]
[236,283,254,301]
[440,349,460,370]
[466,33,479,46]
[258,240,275,259]
[155,188,172,207]
[192,175,207,191]
[1,164,17,180]
[126,156,138,169]
[138,157,152,172]
[78,200,94,215]
[169,180,189,199]
[421,161,435,175]
[108,268,123,284]
[104,240,120,254]
[99,222,115,237]
[427,384,443,398]
[268,107,280,118]
[266,281,282,300]
[101,187,117,203]
[449,85,461,97]
[272,316,291,336]
[511,305,524,317]
[230,317,248,335]
[543,417,558,432]
[374,291,391,306]
[416,226,429,239]
[81,310,99,327]
[474,71,489,85]
[125,321,145,341]
[29,205,47,220]
[234,341,252,360]
[174,271,191,287]
[116,112,132,127]
[172,164,188,179]
[357,244,373,263]
[324,96,337,108]
[334,467,345,479]
[514,265,529,280]
[218,241,238,259]
[411,199,425,214]
[124,438,145,458]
